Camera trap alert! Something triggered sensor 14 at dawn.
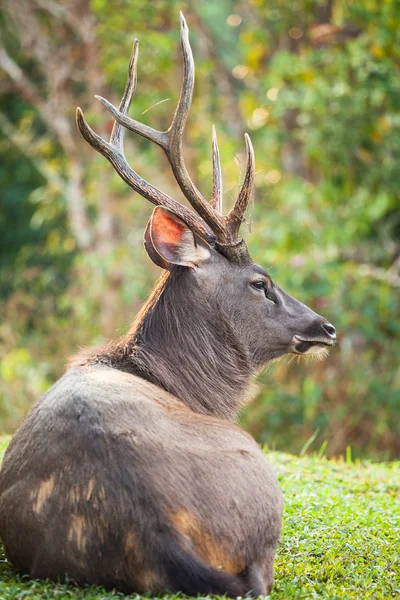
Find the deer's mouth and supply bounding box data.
[292,335,335,355]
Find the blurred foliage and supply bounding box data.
[0,0,399,459]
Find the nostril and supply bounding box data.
[322,322,336,339]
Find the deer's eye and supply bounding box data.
[252,280,277,304]
[251,281,265,290]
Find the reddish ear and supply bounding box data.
[144,207,211,268]
[144,219,170,269]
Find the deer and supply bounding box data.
[0,14,336,598]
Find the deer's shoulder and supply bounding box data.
[23,366,257,453]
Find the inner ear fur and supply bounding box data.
[144,206,211,268]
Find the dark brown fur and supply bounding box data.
[70,268,253,420]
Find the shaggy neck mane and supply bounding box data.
[73,268,254,421]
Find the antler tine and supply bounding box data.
[211,126,223,213]
[95,95,167,146]
[95,13,227,242]
[109,39,138,151]
[226,133,255,238]
[164,13,225,235]
[168,12,194,141]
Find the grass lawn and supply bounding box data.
[0,437,398,599]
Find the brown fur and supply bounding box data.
[31,476,55,514]
[171,509,244,574]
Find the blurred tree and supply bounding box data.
[0,0,399,458]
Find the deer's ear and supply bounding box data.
[144,219,170,269]
[144,206,211,268]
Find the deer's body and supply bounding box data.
[0,13,336,597]
[0,365,281,595]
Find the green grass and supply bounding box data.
[0,438,398,599]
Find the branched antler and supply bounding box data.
[77,39,213,243]
[77,13,255,248]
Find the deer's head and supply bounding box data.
[76,14,336,371]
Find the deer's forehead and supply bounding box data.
[201,256,269,284]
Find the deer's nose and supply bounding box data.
[322,322,336,340]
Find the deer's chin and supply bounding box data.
[291,336,334,357]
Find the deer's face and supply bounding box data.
[145,206,336,367]
[196,252,336,366]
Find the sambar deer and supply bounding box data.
[0,14,336,598]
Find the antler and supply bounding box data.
[77,13,255,247]
[76,40,213,243]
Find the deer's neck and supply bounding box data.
[98,270,254,421]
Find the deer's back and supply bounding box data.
[0,366,282,591]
